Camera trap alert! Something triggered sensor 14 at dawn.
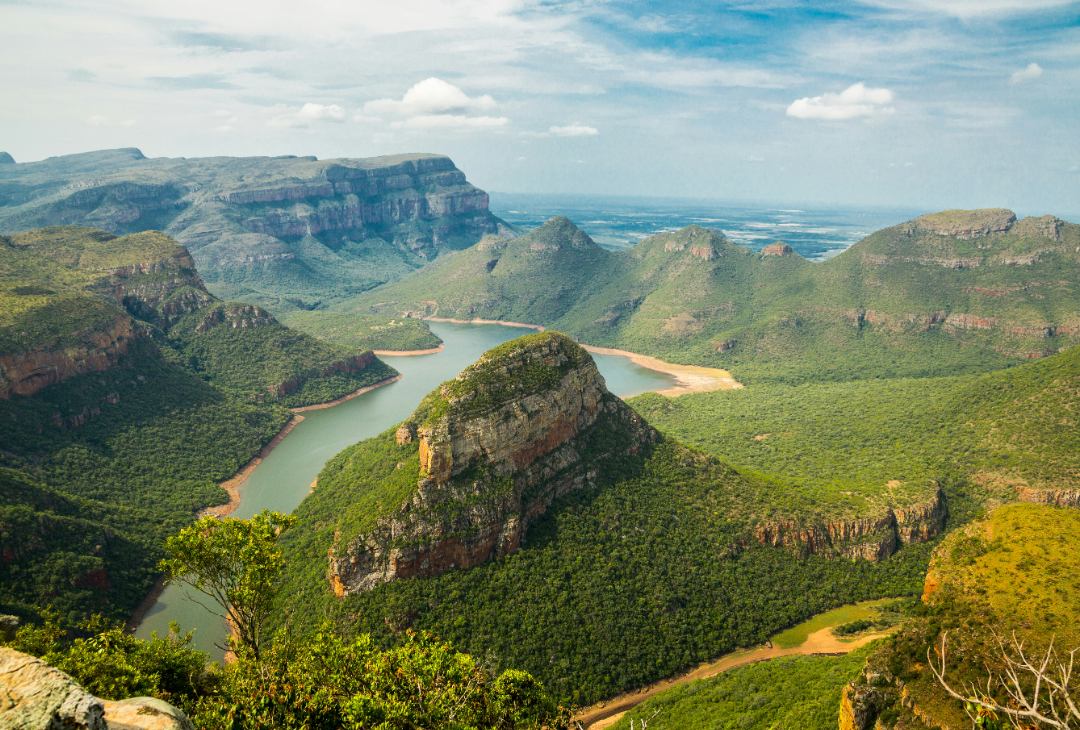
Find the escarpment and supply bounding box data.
[0,149,509,308]
[751,485,946,561]
[326,332,659,595]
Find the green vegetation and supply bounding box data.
[4,509,567,729]
[161,511,297,659]
[278,434,934,706]
[280,310,442,352]
[348,212,1080,381]
[0,225,396,626]
[772,598,900,649]
[622,648,874,730]
[851,503,1080,729]
[632,344,1080,512]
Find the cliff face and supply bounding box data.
[0,314,139,399]
[328,332,658,595]
[0,150,510,308]
[751,486,946,561]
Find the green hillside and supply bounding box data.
[632,343,1080,511]
[343,210,1080,383]
[844,503,1080,729]
[0,226,394,625]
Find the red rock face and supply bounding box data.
[760,242,794,257]
[0,316,139,399]
[750,486,946,562]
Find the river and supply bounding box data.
[135,321,676,656]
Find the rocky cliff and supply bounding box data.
[0,150,510,309]
[751,485,946,561]
[0,647,192,729]
[327,332,658,595]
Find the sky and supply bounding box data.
[1,0,1079,212]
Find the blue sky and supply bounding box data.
[1,0,1078,212]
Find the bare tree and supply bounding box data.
[929,630,1079,729]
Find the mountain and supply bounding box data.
[841,502,1080,729]
[275,333,942,705]
[0,225,395,622]
[351,210,1080,382]
[0,149,510,311]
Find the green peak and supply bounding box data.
[520,216,598,251]
[410,331,594,425]
[641,225,730,260]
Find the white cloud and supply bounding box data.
[786,82,895,121]
[549,123,598,137]
[297,102,346,121]
[364,77,504,131]
[365,77,496,116]
[267,102,345,127]
[1010,62,1044,84]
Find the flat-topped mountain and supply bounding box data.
[348,209,1080,383]
[324,332,658,595]
[0,149,509,310]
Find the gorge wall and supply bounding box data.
[0,150,510,308]
[327,332,659,595]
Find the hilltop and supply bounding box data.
[0,149,510,312]
[348,210,1080,382]
[842,503,1080,729]
[275,333,943,704]
[0,226,394,623]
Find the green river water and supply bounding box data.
[135,322,675,657]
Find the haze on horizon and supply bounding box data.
[1,0,1078,213]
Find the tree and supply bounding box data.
[160,510,295,660]
[930,630,1080,729]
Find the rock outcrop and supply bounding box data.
[328,332,659,595]
[913,208,1016,238]
[760,242,794,257]
[750,485,946,561]
[0,315,140,399]
[0,647,192,729]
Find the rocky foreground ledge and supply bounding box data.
[0,647,191,729]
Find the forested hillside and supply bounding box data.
[0,226,394,624]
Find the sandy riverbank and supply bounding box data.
[424,316,545,331]
[581,344,742,396]
[577,626,892,729]
[291,374,402,413]
[424,317,741,395]
[373,345,445,356]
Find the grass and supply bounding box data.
[621,647,875,730]
[772,598,899,649]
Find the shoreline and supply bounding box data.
[576,626,892,729]
[581,344,742,396]
[373,344,445,357]
[204,374,401,518]
[424,316,741,395]
[424,316,546,331]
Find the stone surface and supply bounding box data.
[913,208,1016,238]
[329,332,658,595]
[759,241,794,257]
[750,486,946,561]
[0,648,191,730]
